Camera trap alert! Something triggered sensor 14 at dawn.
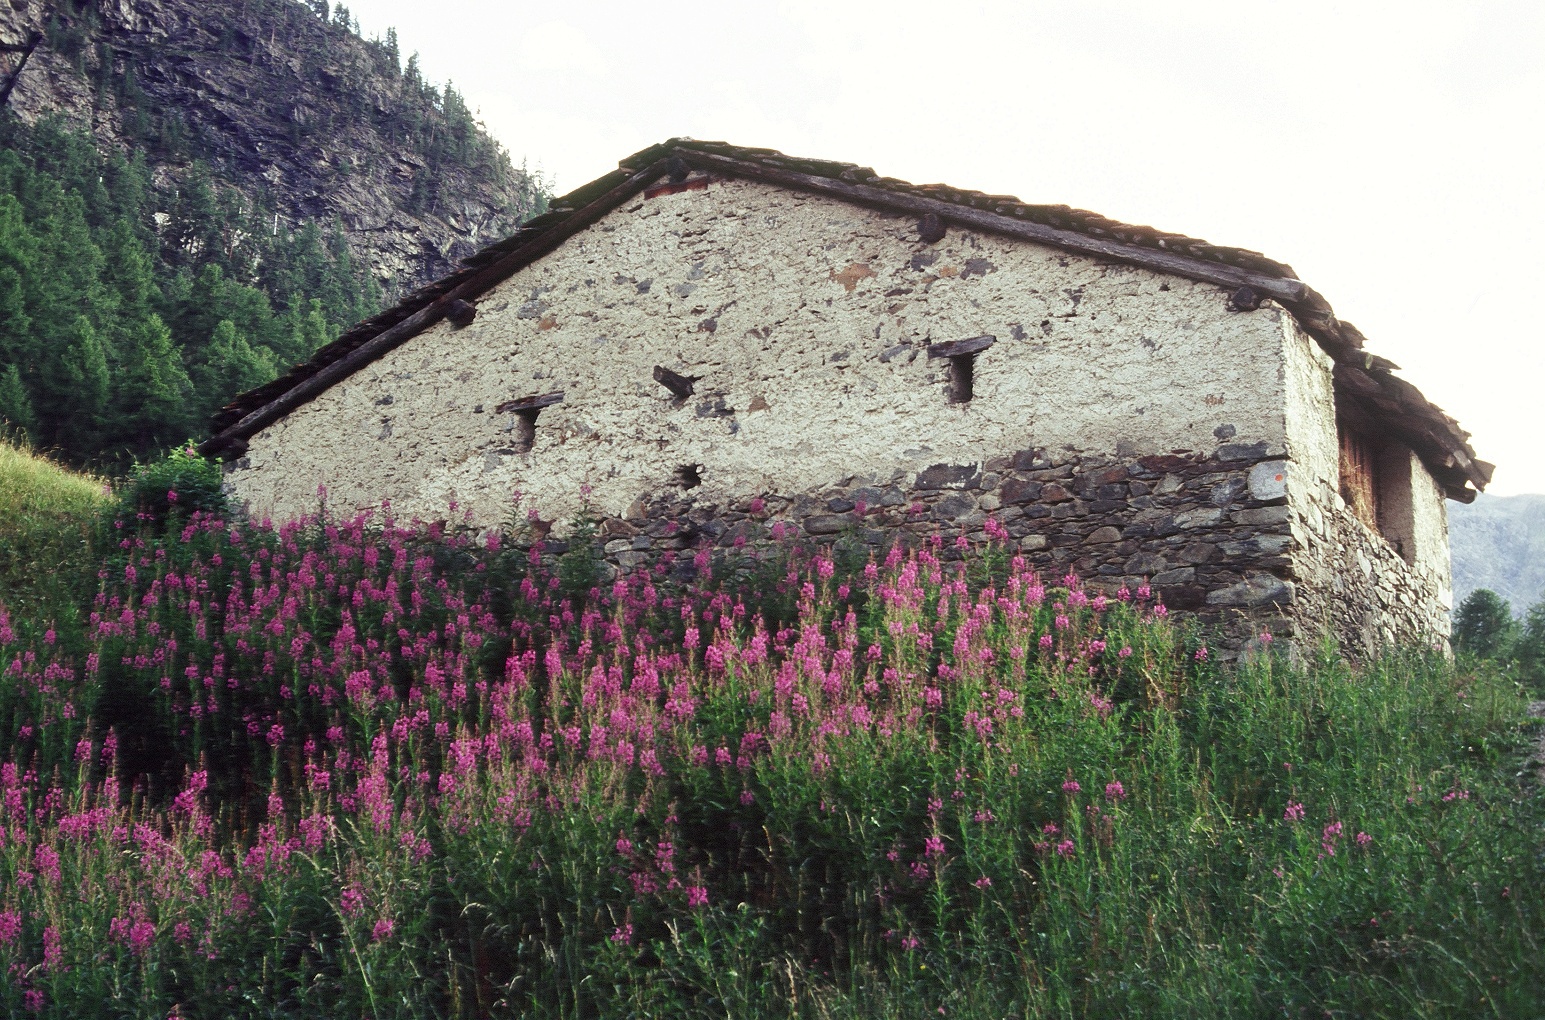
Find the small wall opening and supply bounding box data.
[495,391,564,455]
[675,463,702,490]
[947,354,975,404]
[510,413,538,454]
[926,334,996,405]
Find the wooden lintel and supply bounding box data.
[494,391,564,415]
[927,335,996,359]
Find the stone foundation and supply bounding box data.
[532,446,1320,655]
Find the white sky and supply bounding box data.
[348,0,1545,495]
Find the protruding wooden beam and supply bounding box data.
[653,365,696,400]
[926,335,996,359]
[1227,286,1263,312]
[445,299,477,328]
[917,212,947,244]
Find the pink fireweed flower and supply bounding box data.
[1283,801,1306,823]
[611,923,633,944]
[1195,646,1209,661]
[0,910,19,944]
[901,935,922,950]
[1062,779,1081,795]
[1055,840,1076,858]
[1355,831,1372,848]
[372,918,395,941]
[340,885,367,918]
[1118,646,1133,659]
[1054,614,1070,631]
[1104,781,1127,802]
[973,876,993,889]
[924,835,946,858]
[616,837,633,856]
[1039,634,1054,649]
[42,925,62,970]
[749,497,765,514]
[687,885,709,908]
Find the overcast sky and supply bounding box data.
[348,0,1544,495]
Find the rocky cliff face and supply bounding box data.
[1449,493,1545,613]
[0,0,540,293]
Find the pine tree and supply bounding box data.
[1453,589,1517,661]
[112,314,194,456]
[0,364,34,438]
[192,318,276,425]
[51,315,111,452]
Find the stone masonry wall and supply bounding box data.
[550,444,1300,655]
[1280,315,1453,652]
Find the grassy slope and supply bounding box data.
[0,440,108,615]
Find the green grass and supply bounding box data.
[0,438,108,615]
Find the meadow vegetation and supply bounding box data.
[0,460,1540,1018]
[0,438,108,616]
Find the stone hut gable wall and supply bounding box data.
[226,177,1293,529]
[1279,317,1452,650]
[225,175,1453,653]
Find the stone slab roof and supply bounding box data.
[199,138,1492,500]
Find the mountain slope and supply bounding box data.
[0,0,545,466]
[1449,493,1545,613]
[1,0,542,293]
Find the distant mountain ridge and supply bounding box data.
[1449,493,1545,614]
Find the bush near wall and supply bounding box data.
[0,502,1540,1018]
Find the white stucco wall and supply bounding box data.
[227,176,1294,528]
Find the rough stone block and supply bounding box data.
[1000,478,1044,504]
[1232,506,1291,527]
[1248,460,1289,502]
[804,514,852,535]
[1086,526,1122,544]
[1019,534,1048,551]
[915,463,980,489]
[1174,507,1225,530]
[1178,541,1216,565]
[1124,552,1167,575]
[1206,574,1294,607]
[1216,442,1270,462]
[935,494,978,520]
[1151,567,1196,585]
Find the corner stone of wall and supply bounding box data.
[517,445,1330,657]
